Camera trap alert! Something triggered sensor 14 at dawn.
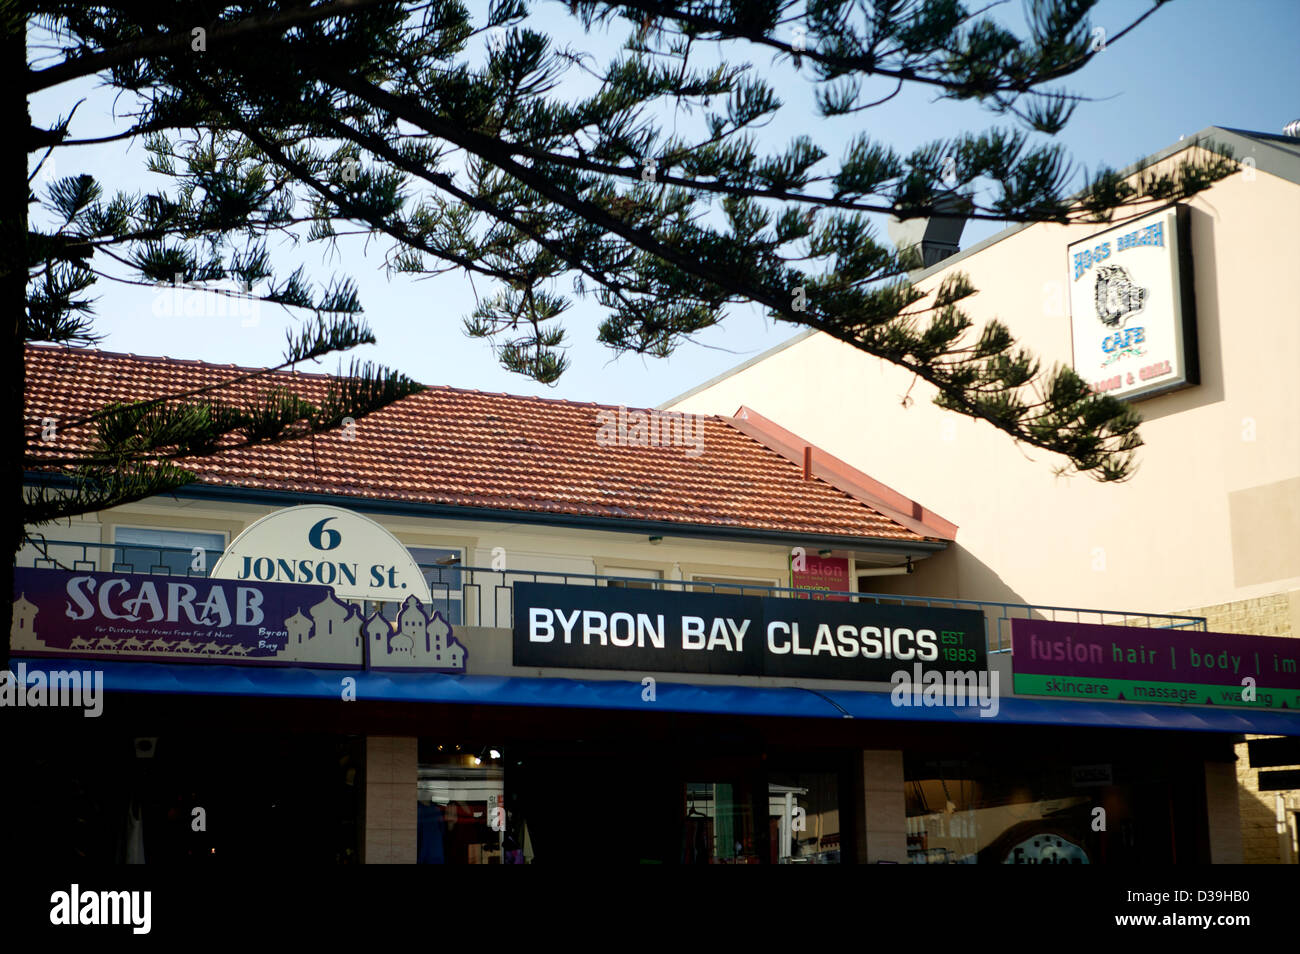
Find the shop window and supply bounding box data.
[768,771,842,863]
[604,567,662,590]
[15,728,364,864]
[113,527,225,577]
[373,546,462,625]
[417,741,514,864]
[684,781,760,863]
[904,753,1176,864]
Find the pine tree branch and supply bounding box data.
[27,0,393,93]
[579,0,1169,99]
[329,69,1150,478]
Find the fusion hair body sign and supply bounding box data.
[513,582,986,682]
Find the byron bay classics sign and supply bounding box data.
[513,582,986,682]
[1067,204,1198,402]
[210,505,431,604]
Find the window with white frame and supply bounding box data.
[603,567,663,590]
[113,527,226,577]
[690,575,777,596]
[371,546,464,626]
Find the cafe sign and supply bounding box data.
[1067,204,1198,402]
[210,505,431,604]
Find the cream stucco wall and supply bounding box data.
[21,494,814,605]
[666,158,1300,618]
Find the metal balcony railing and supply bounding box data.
[18,537,1208,653]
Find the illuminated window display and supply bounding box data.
[905,752,1179,864]
[417,741,511,864]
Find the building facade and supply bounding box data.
[12,330,1300,864]
[664,126,1300,862]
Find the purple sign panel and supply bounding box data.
[1012,618,1300,710]
[11,567,467,672]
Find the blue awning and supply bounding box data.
[13,658,1300,735]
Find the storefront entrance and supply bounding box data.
[12,713,364,864]
[904,750,1186,864]
[6,691,1236,866]
[505,743,849,864]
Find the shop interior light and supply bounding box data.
[489,749,501,760]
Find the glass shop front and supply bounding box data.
[904,749,1200,864]
[7,687,1227,865]
[412,725,1217,865]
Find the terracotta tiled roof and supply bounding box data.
[24,344,942,543]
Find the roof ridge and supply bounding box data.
[24,342,728,420]
[25,341,339,381]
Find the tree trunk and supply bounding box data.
[3,6,29,671]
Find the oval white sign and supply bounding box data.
[210,505,432,604]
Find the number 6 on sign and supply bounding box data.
[308,517,342,550]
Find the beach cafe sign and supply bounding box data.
[1067,204,1199,402]
[209,504,431,604]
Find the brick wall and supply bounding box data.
[1181,590,1298,864]
[1234,744,1290,864]
[1189,593,1295,637]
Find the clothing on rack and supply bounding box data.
[417,800,445,864]
[124,797,145,864]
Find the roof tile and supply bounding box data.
[24,344,936,543]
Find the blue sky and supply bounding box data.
[29,0,1300,410]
